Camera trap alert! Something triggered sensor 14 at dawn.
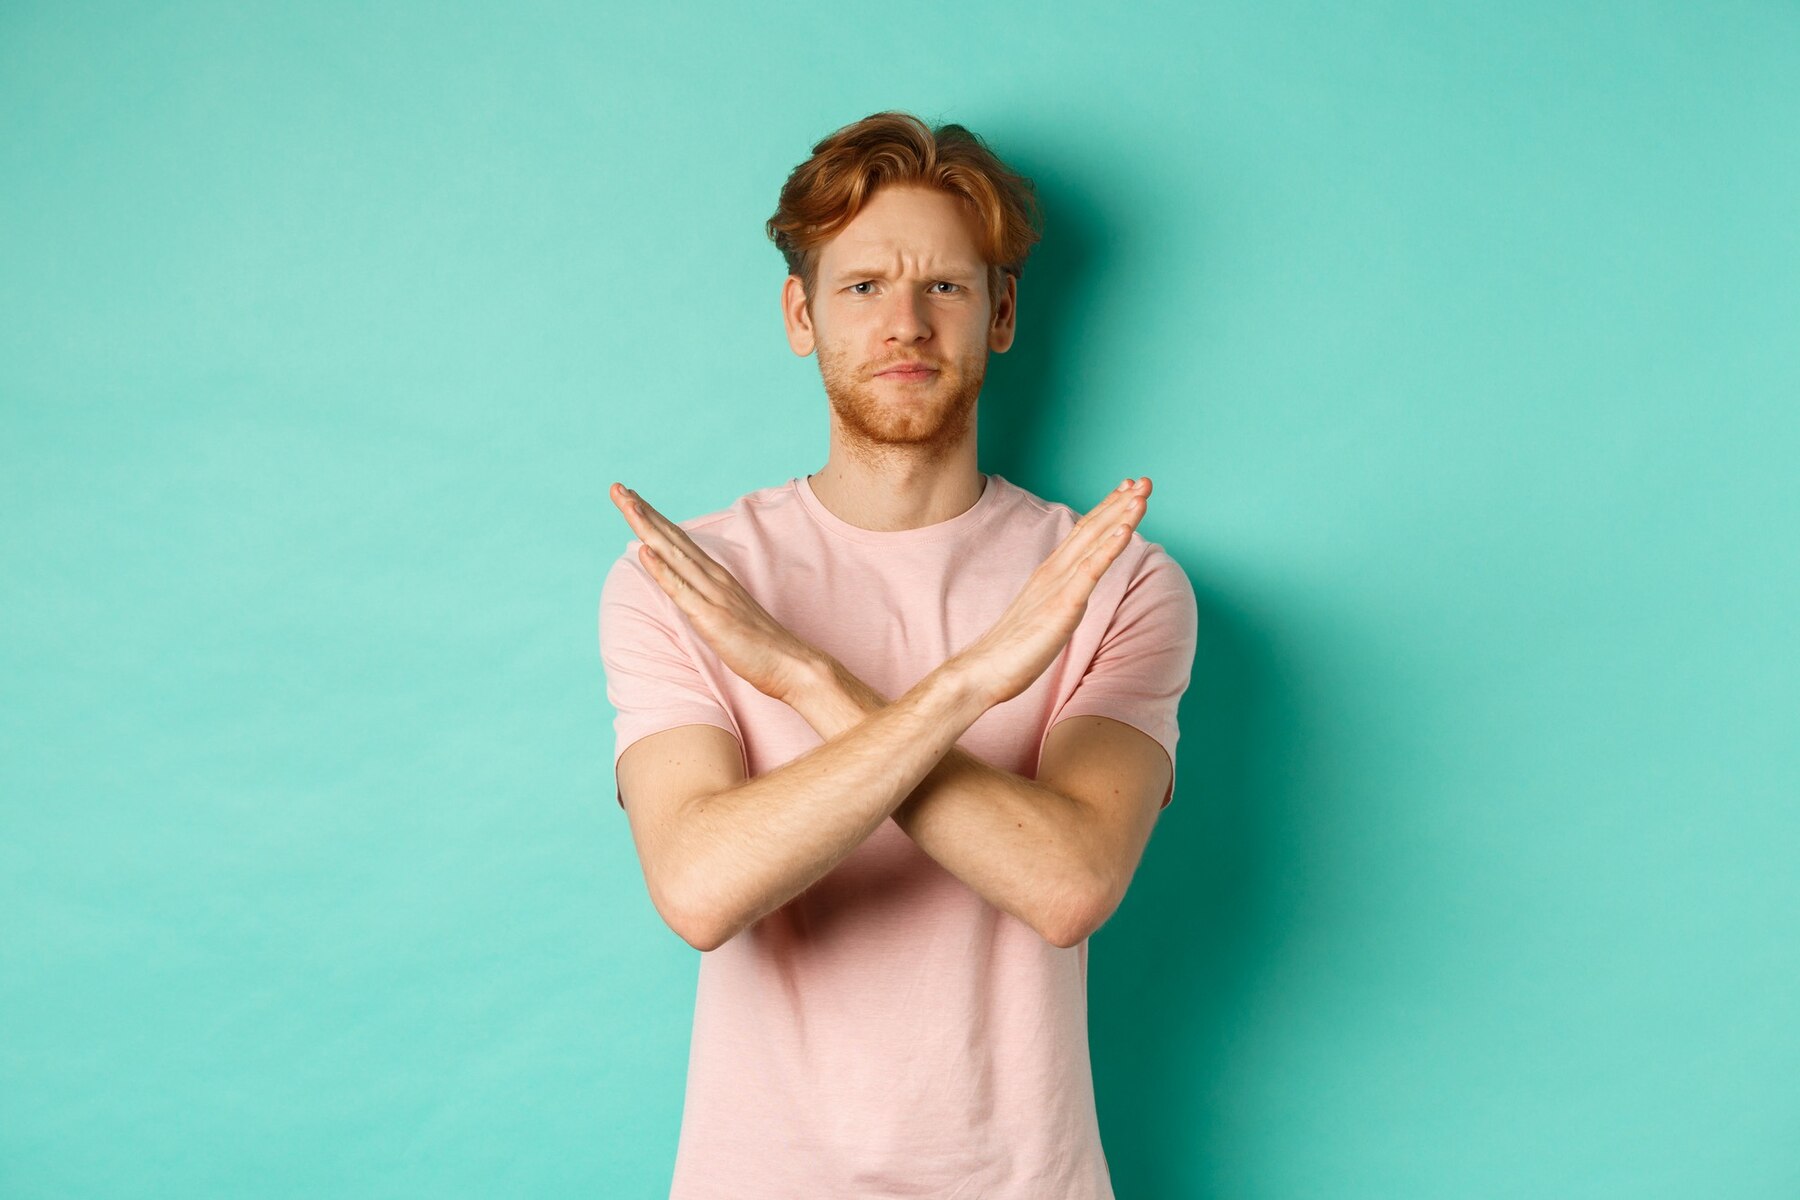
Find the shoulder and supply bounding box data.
[995,476,1191,590]
[605,478,798,581]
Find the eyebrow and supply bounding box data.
[834,266,981,282]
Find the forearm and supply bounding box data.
[672,658,989,950]
[785,658,1103,948]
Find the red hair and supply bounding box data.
[765,111,1044,312]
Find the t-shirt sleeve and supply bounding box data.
[598,549,744,809]
[1045,542,1199,810]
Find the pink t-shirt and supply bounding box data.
[598,472,1198,1199]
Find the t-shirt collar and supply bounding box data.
[791,472,1010,546]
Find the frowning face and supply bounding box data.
[783,184,1016,459]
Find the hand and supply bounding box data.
[610,482,823,704]
[953,476,1152,707]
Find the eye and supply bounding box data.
[846,281,962,295]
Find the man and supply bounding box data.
[598,111,1198,1199]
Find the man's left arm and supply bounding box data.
[608,478,1194,947]
[784,655,1176,949]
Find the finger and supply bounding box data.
[619,487,720,572]
[1077,486,1144,561]
[612,484,726,598]
[1074,519,1136,583]
[637,543,705,613]
[617,503,719,612]
[1069,477,1147,541]
[1057,481,1149,581]
[1052,477,1150,572]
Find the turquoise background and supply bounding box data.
[3,2,1795,1196]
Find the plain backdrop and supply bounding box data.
[2,2,1796,1197]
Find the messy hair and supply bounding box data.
[765,111,1044,313]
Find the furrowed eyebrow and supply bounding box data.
[835,267,980,282]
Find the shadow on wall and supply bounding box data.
[1092,596,1287,1200]
[978,152,1287,1198]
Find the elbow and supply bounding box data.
[1045,914,1092,949]
[648,836,738,952]
[677,918,727,954]
[664,876,738,953]
[665,901,728,953]
[649,872,725,953]
[1045,875,1120,949]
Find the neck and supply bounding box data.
[805,452,986,533]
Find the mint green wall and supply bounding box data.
[3,3,1794,1196]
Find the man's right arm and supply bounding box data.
[619,656,988,952]
[607,475,1151,952]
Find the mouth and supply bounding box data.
[876,366,938,382]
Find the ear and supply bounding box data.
[782,275,817,357]
[988,271,1017,354]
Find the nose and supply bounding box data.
[882,286,931,342]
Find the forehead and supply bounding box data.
[818,185,985,275]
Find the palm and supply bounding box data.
[610,483,818,702]
[962,477,1151,705]
[684,580,803,697]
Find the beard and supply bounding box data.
[815,337,986,465]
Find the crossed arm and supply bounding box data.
[607,477,1170,951]
[784,654,1170,947]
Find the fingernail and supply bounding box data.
[1117,479,1131,491]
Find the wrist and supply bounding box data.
[781,648,837,707]
[780,651,876,739]
[924,653,996,723]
